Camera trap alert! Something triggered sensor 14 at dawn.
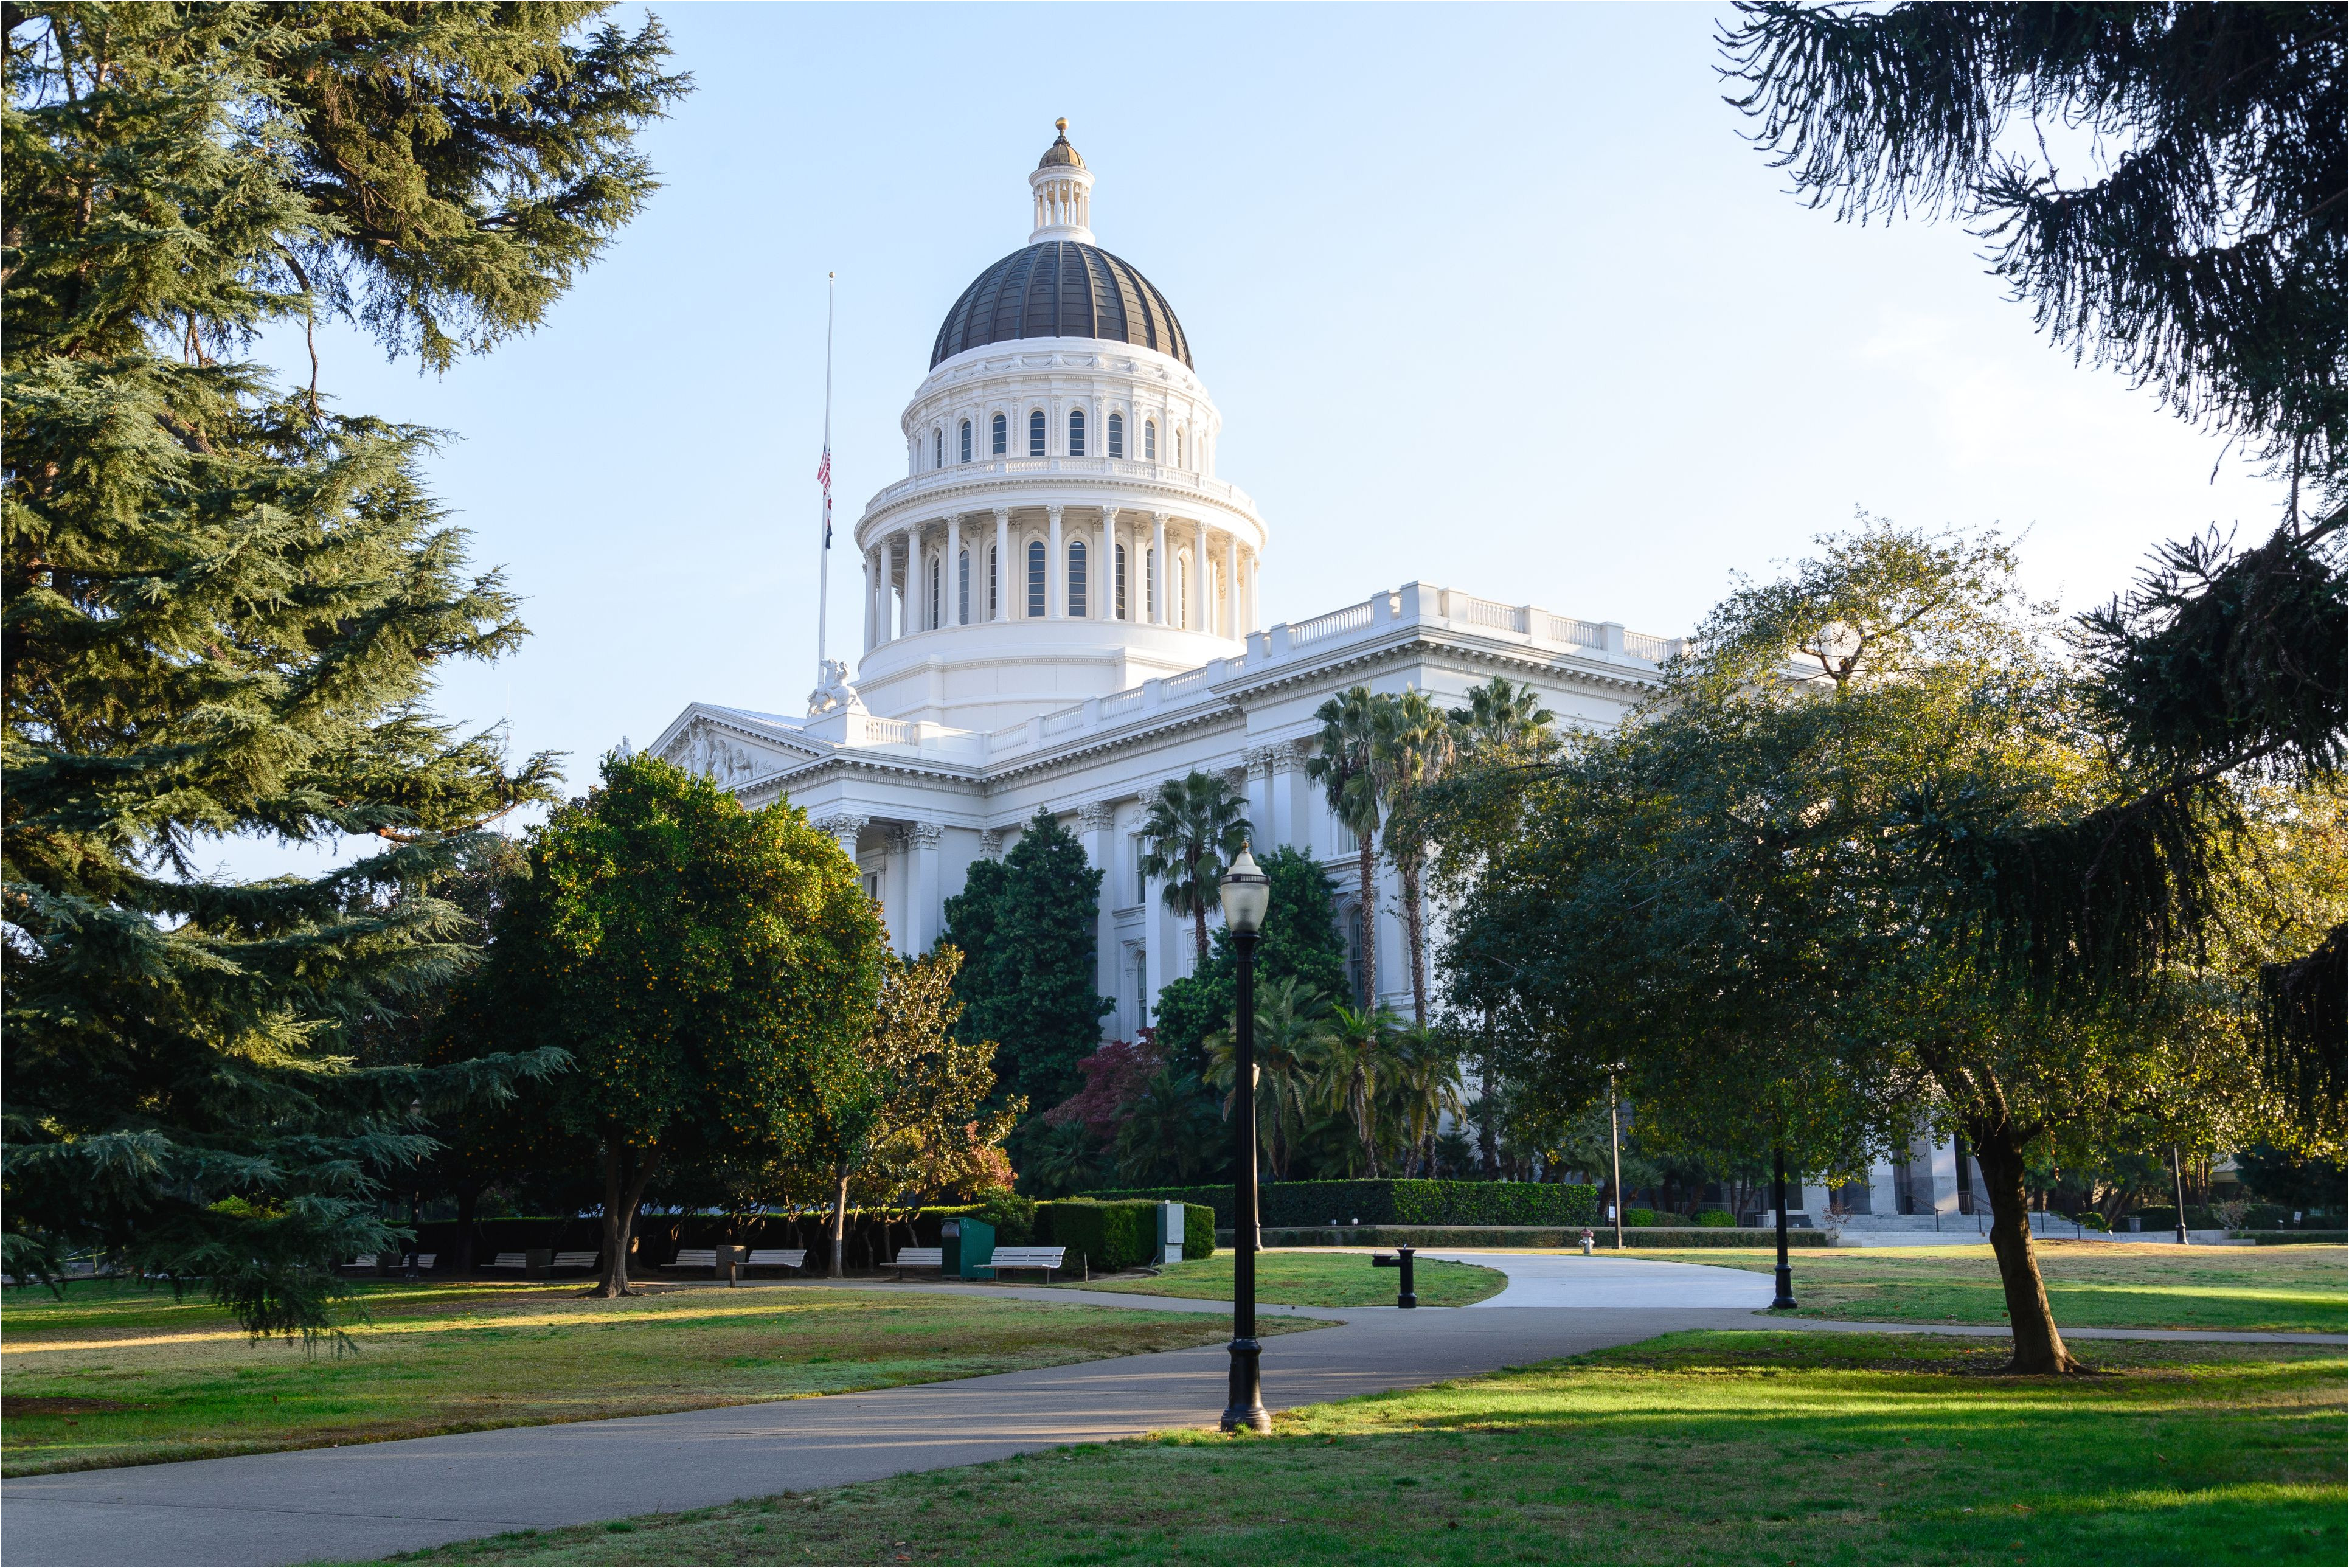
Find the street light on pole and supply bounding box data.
[1218,844,1272,1435]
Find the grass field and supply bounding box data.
[1072,1251,1508,1308]
[390,1330,2346,1566]
[0,1279,1316,1476]
[1629,1242,2349,1333]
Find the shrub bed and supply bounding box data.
[1229,1224,1831,1250]
[1091,1179,1600,1230]
[2238,1230,2349,1245]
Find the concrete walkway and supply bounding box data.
[5,1253,2336,1566]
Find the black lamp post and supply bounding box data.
[1218,844,1271,1434]
[1769,1147,1797,1310]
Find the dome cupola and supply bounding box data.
[930,120,1192,369]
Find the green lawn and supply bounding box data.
[1629,1242,2349,1333]
[0,1279,1316,1476]
[389,1330,2346,1566]
[1072,1251,1508,1308]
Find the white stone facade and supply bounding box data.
[650,126,1681,1038]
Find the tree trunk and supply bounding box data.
[829,1173,852,1278]
[595,1136,659,1298]
[454,1185,479,1275]
[1188,847,1210,967]
[1969,1115,2079,1373]
[1400,852,1427,1027]
[1355,830,1378,1008]
[1477,1041,1500,1178]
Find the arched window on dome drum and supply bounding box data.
[1028,409,1046,457]
[957,549,970,625]
[988,545,999,619]
[1067,408,1086,457]
[934,429,943,470]
[928,558,940,630]
[1115,542,1128,620]
[959,420,971,464]
[1174,555,1187,628]
[1145,549,1157,619]
[1144,420,1157,462]
[1107,412,1124,459]
[991,412,1007,456]
[1067,539,1087,617]
[1025,539,1046,617]
[1174,428,1185,468]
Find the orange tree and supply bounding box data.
[476,752,883,1296]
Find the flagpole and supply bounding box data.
[815,271,835,696]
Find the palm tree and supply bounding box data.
[1109,1065,1216,1184]
[1373,688,1453,1026]
[1204,976,1331,1179]
[1320,1001,1401,1176]
[1306,687,1384,1007]
[1388,1021,1465,1176]
[1137,770,1252,967]
[1447,675,1556,761]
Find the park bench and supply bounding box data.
[550,1251,599,1273]
[746,1249,806,1273]
[671,1247,720,1272]
[892,1246,943,1279]
[486,1252,529,1271]
[983,1246,1067,1283]
[346,1253,380,1271]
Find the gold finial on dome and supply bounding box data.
[1038,117,1085,170]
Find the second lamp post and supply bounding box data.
[1218,844,1271,1434]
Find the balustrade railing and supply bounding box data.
[1623,631,1675,663]
[1546,616,1603,648]
[1039,705,1086,737]
[1289,598,1378,647]
[1098,686,1147,718]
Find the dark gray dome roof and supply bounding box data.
[931,241,1192,369]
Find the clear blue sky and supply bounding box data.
[231,2,2286,875]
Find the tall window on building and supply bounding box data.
[1134,949,1149,1027]
[1025,539,1045,617]
[1067,408,1086,457]
[928,558,939,629]
[1067,539,1088,617]
[1174,556,1187,628]
[934,429,943,469]
[957,549,970,624]
[1145,547,1157,618]
[991,412,1007,455]
[1174,427,1185,467]
[1107,411,1124,458]
[1144,419,1157,460]
[959,420,972,463]
[988,545,999,618]
[1028,409,1046,456]
[1115,542,1128,620]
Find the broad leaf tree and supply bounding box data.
[480,754,883,1296]
[1,1,682,1334]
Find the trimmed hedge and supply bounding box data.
[2240,1230,2349,1245]
[1089,1179,1601,1230]
[1238,1224,1831,1250]
[1184,1203,1217,1260]
[1036,1199,1157,1272]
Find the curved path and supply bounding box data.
[6,1252,2331,1566]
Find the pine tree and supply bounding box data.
[1,4,686,1335]
[942,810,1112,1114]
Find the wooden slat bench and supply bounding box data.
[670,1248,720,1272]
[983,1246,1066,1283]
[485,1252,529,1271]
[550,1251,599,1273]
[892,1246,943,1280]
[746,1248,806,1272]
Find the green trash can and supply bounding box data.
[941,1217,996,1279]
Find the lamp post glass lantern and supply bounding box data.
[1218,845,1271,1434]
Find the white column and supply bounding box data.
[862,549,877,651]
[1151,512,1168,626]
[905,822,943,953]
[1192,522,1209,632]
[993,508,1010,622]
[1046,505,1064,619]
[1224,533,1239,638]
[1100,507,1119,621]
[1079,802,1118,1040]
[946,514,962,625]
[900,527,918,637]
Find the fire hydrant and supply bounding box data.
[1578,1227,1595,1256]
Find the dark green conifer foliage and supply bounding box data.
[942,810,1112,1112]
[0,2,687,1336]
[1151,845,1350,1078]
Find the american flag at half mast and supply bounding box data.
[816,445,832,548]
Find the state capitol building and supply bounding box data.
[650,125,1991,1229]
